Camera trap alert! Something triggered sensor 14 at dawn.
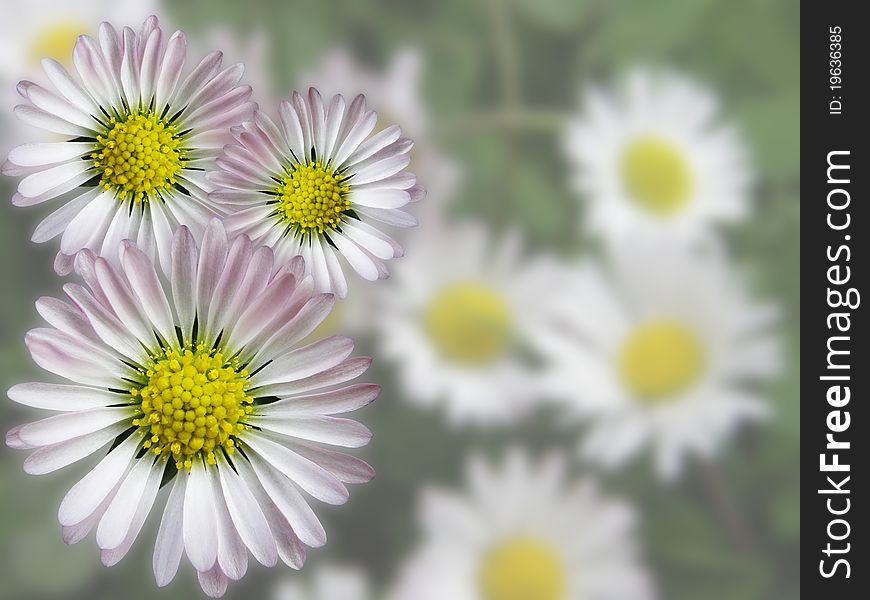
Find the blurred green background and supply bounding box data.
[1,0,798,598]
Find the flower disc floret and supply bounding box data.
[92,111,186,203]
[132,345,252,470]
[276,161,351,233]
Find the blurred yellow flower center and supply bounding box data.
[479,538,566,600]
[277,161,351,233]
[132,346,252,470]
[424,283,513,365]
[28,21,88,65]
[619,319,704,400]
[92,111,186,203]
[621,136,692,215]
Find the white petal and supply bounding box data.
[196,220,229,335]
[8,383,127,412]
[97,455,158,550]
[17,161,92,199]
[24,422,128,475]
[101,457,163,566]
[218,458,278,567]
[197,564,229,598]
[330,234,379,281]
[58,432,141,527]
[251,335,354,388]
[256,383,380,416]
[241,451,327,547]
[17,407,132,447]
[288,441,375,484]
[243,434,348,505]
[183,460,219,572]
[209,468,248,581]
[255,356,372,397]
[7,142,92,167]
[153,474,187,587]
[171,226,198,343]
[120,241,176,345]
[248,415,372,448]
[14,104,90,137]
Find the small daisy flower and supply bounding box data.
[564,69,751,242]
[3,15,256,275]
[209,87,423,298]
[535,239,780,479]
[391,450,655,600]
[375,222,554,426]
[5,220,378,597]
[275,566,370,600]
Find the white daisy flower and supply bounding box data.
[5,219,378,597]
[375,222,553,426]
[299,47,459,220]
[0,0,157,150]
[209,87,423,298]
[390,450,655,600]
[275,566,370,600]
[535,239,780,479]
[564,69,751,242]
[3,15,256,275]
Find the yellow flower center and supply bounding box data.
[618,319,705,400]
[479,538,566,600]
[621,136,693,215]
[131,346,252,470]
[423,283,513,365]
[28,21,89,66]
[92,111,186,203]
[276,161,351,234]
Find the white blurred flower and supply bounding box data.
[535,239,780,479]
[275,566,370,600]
[375,222,556,426]
[209,88,423,298]
[6,220,377,597]
[190,27,274,104]
[300,48,461,221]
[3,16,256,275]
[0,0,157,150]
[391,450,655,600]
[564,69,751,243]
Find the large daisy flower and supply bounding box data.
[375,222,554,426]
[209,87,423,298]
[5,220,378,597]
[535,239,780,479]
[275,566,370,600]
[3,15,255,275]
[390,450,655,600]
[564,69,751,242]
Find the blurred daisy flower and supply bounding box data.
[275,566,370,600]
[190,26,274,104]
[0,0,157,149]
[300,48,460,218]
[535,239,780,479]
[209,88,423,298]
[375,222,556,426]
[3,15,255,275]
[391,449,654,600]
[6,220,377,597]
[564,69,751,243]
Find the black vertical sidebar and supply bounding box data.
[802,1,867,597]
